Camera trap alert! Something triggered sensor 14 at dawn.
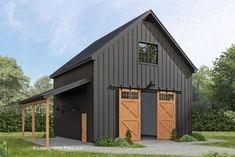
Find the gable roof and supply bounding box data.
[50,11,149,78]
[50,10,196,78]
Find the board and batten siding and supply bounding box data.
[54,83,94,142]
[93,20,193,140]
[54,62,94,88]
[53,62,94,142]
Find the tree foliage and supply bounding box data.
[193,44,235,112]
[192,44,235,131]
[0,56,29,107]
[212,44,235,110]
[0,56,54,132]
[31,76,53,95]
[29,76,53,113]
[192,65,214,111]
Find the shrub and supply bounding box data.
[0,109,54,132]
[192,132,206,141]
[224,111,235,122]
[94,137,145,148]
[193,110,235,131]
[94,137,115,147]
[171,129,177,141]
[180,134,198,142]
[125,129,133,145]
[0,141,9,157]
[113,138,129,147]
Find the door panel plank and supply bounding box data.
[119,89,141,141]
[157,92,176,140]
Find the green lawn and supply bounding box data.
[195,131,235,149]
[1,132,234,157]
[0,132,175,157]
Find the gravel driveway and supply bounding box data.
[31,137,235,156]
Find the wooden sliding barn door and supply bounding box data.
[119,89,141,141]
[157,92,176,140]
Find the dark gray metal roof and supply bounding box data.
[20,78,91,104]
[50,11,149,78]
[50,10,196,78]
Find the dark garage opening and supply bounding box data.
[54,83,93,142]
[141,92,157,137]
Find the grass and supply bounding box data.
[203,152,235,157]
[0,132,175,157]
[126,143,145,148]
[194,131,235,149]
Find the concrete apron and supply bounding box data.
[26,137,235,157]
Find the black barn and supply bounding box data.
[22,10,197,142]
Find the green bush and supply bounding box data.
[180,134,198,142]
[94,137,115,147]
[171,129,177,141]
[0,109,54,132]
[193,110,235,131]
[94,137,144,148]
[203,152,234,157]
[113,138,129,147]
[224,111,235,122]
[94,137,129,147]
[125,129,133,145]
[192,132,206,141]
[0,141,9,157]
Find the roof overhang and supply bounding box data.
[20,78,91,105]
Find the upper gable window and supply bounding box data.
[138,42,158,64]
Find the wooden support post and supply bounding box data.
[32,105,35,143]
[45,98,50,147]
[82,113,87,143]
[22,106,25,138]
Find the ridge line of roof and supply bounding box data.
[50,9,196,78]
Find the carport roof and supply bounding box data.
[20,78,91,105]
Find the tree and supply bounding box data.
[212,44,235,110]
[192,65,213,111]
[30,76,53,113]
[32,76,53,95]
[0,56,30,108]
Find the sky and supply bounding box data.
[0,0,235,83]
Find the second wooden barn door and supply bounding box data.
[119,89,141,141]
[157,92,176,140]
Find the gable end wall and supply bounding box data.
[93,21,193,140]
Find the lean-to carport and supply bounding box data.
[20,79,91,147]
